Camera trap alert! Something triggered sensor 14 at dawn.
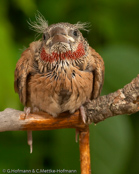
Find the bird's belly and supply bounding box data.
[27,70,93,117]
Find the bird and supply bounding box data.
[14,13,105,153]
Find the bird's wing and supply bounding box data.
[89,47,105,99]
[14,41,40,105]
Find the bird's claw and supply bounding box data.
[80,106,92,124]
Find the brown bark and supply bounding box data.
[79,126,91,174]
[0,108,86,132]
[84,74,139,123]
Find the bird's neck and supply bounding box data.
[40,43,86,63]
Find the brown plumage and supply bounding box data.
[14,14,105,152]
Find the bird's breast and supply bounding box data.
[27,64,93,116]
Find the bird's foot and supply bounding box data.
[32,106,40,113]
[80,105,92,124]
[24,107,31,115]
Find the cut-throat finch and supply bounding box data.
[14,13,105,153]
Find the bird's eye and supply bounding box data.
[73,30,78,37]
[42,33,50,41]
[43,34,46,40]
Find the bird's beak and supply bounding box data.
[51,34,69,46]
[46,27,75,47]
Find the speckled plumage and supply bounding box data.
[14,17,104,152]
[14,40,104,117]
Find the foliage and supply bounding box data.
[0,0,139,173]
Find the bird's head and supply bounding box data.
[29,13,89,63]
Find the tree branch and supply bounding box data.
[0,108,87,132]
[85,74,139,123]
[0,75,139,133]
[79,126,91,174]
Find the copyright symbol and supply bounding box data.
[2,169,6,173]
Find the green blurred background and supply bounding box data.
[0,0,139,173]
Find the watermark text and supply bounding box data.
[2,169,77,173]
